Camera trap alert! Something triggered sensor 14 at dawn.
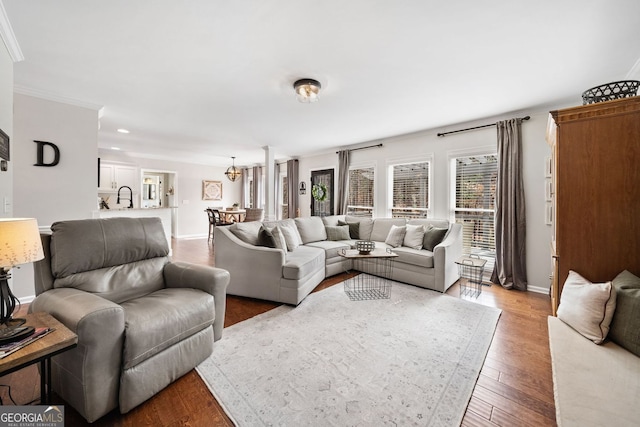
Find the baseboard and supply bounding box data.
[527,285,549,295]
[19,295,35,305]
[176,233,208,240]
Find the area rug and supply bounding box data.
[196,276,501,426]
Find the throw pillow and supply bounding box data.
[384,225,406,248]
[325,225,351,241]
[608,270,640,356]
[403,224,425,250]
[423,227,448,252]
[256,226,276,248]
[338,220,360,239]
[268,225,287,251]
[279,222,301,251]
[556,270,617,344]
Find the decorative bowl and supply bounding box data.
[356,240,375,255]
[581,80,639,105]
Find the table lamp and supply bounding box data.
[0,218,44,340]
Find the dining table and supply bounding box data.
[219,209,246,223]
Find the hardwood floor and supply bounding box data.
[4,238,556,426]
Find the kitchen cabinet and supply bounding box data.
[98,162,138,193]
[547,97,640,315]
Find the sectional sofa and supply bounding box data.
[215,215,462,305]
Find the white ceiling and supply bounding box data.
[3,0,640,167]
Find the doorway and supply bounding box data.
[311,169,334,217]
[140,169,178,236]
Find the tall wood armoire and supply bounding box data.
[547,96,640,314]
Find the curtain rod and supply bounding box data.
[336,143,383,154]
[436,116,530,137]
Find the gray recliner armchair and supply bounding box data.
[31,217,229,422]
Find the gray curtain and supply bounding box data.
[252,166,263,209]
[336,150,350,215]
[241,168,249,208]
[492,118,528,290]
[275,162,281,219]
[287,159,299,218]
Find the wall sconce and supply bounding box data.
[299,181,306,195]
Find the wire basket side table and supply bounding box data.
[456,255,486,298]
[339,248,397,300]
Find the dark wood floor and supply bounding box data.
[3,238,556,426]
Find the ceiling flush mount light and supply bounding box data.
[225,156,242,182]
[294,78,321,103]
[117,128,130,134]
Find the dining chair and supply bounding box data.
[244,208,264,222]
[205,208,233,242]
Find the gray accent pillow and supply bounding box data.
[325,225,351,241]
[384,225,406,248]
[338,220,360,239]
[423,227,448,251]
[608,270,640,356]
[257,226,276,248]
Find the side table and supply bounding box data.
[339,248,398,300]
[0,312,78,405]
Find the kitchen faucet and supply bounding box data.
[117,186,134,208]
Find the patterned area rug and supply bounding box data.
[197,276,501,426]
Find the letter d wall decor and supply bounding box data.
[34,140,61,167]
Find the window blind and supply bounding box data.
[392,162,429,218]
[347,167,374,217]
[453,154,497,277]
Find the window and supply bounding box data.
[281,174,289,219]
[391,161,430,218]
[452,154,498,275]
[347,166,374,217]
[247,177,254,209]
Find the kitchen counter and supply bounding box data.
[92,208,173,254]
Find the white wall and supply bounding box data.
[99,150,242,238]
[12,93,99,299]
[0,42,13,218]
[13,94,99,224]
[299,108,554,292]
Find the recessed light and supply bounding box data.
[111,147,121,150]
[117,128,130,134]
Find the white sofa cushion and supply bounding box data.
[370,218,406,242]
[557,270,617,344]
[230,221,263,246]
[295,217,327,244]
[403,224,425,250]
[282,246,325,280]
[392,247,434,268]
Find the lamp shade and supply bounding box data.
[0,218,44,269]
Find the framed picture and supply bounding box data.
[545,202,553,225]
[202,180,222,201]
[0,128,9,161]
[544,156,552,178]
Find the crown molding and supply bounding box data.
[0,1,24,62]
[14,84,104,115]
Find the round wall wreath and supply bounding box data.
[311,183,328,202]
